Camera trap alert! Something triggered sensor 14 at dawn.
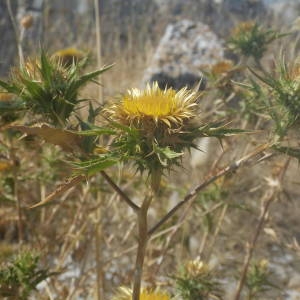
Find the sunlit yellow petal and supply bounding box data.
[113,287,171,300]
[107,82,199,128]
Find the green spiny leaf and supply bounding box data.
[273,145,300,161]
[72,156,119,176]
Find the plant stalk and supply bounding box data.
[95,192,104,300]
[6,0,24,66]
[233,191,274,300]
[94,0,103,104]
[14,166,24,243]
[148,143,271,236]
[233,158,290,300]
[9,142,23,243]
[132,196,152,300]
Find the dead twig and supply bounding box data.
[233,157,290,300]
[148,143,271,236]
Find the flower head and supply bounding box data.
[185,258,210,278]
[0,52,107,127]
[231,21,256,37]
[175,258,221,299]
[289,64,300,81]
[113,287,170,300]
[108,82,199,128]
[73,83,244,185]
[104,83,201,189]
[0,93,15,102]
[52,47,85,66]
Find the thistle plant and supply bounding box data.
[228,21,285,62]
[104,82,201,189]
[1,21,297,298]
[75,83,245,186]
[71,82,246,300]
[174,258,221,300]
[0,52,110,127]
[249,59,300,166]
[2,1,300,298]
[250,59,300,135]
[245,259,275,299]
[0,251,53,300]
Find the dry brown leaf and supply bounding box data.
[30,175,86,208]
[0,160,14,172]
[264,227,278,241]
[9,124,83,152]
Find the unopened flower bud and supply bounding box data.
[21,15,33,29]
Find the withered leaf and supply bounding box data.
[9,124,84,153]
[30,175,85,208]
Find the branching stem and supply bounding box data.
[148,143,271,236]
[101,171,139,211]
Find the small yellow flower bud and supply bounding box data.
[21,15,34,29]
[0,93,15,102]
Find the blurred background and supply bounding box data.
[1,0,299,94]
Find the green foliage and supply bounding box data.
[228,22,285,60]
[233,57,300,138]
[237,79,269,122]
[72,118,248,181]
[72,154,120,176]
[246,260,277,298]
[249,60,300,134]
[174,260,221,300]
[0,251,54,300]
[195,123,252,138]
[273,145,300,162]
[0,52,112,127]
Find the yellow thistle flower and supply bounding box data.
[93,146,109,154]
[231,21,255,37]
[107,82,199,128]
[0,160,13,172]
[289,64,300,81]
[104,82,201,190]
[113,287,171,300]
[211,60,234,76]
[0,93,15,102]
[52,47,85,66]
[258,259,269,272]
[185,258,210,278]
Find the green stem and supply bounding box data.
[132,196,152,300]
